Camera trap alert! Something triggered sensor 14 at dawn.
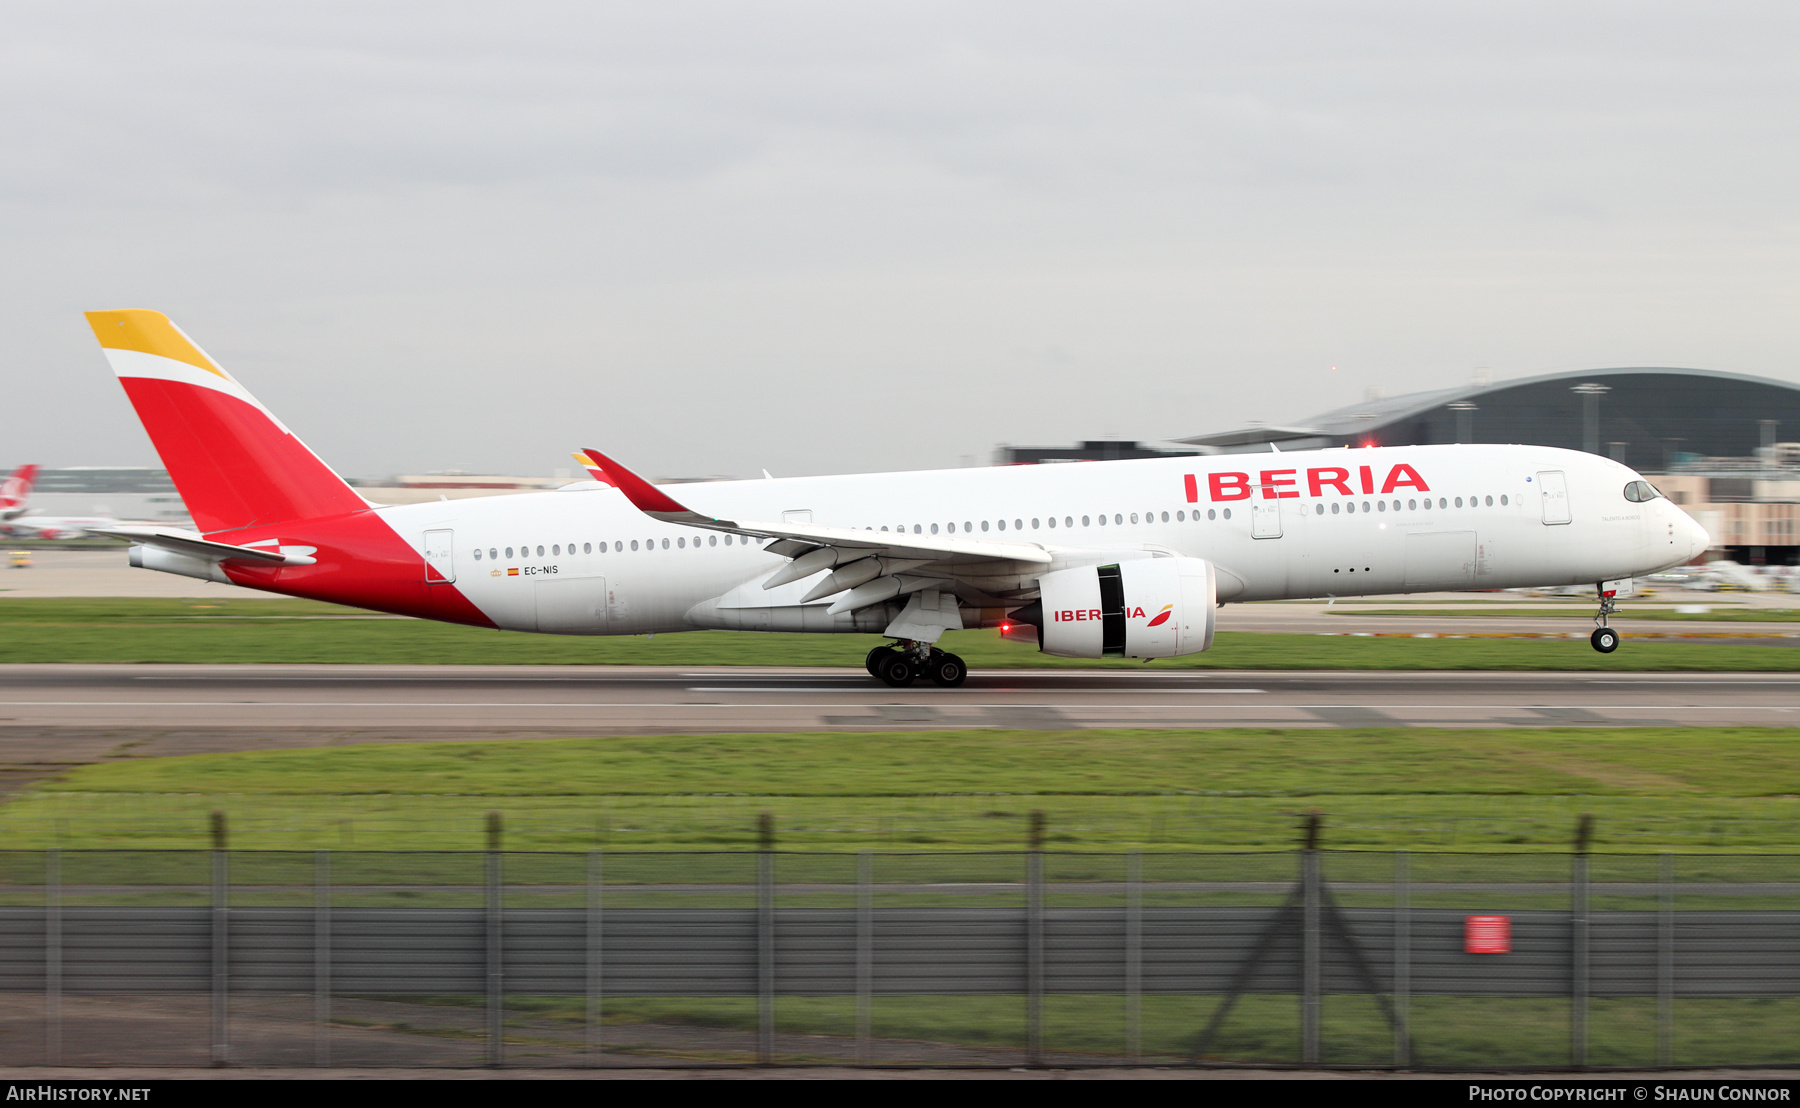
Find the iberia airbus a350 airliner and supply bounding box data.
[85,310,1710,687]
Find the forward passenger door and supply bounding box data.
[1538,471,1571,525]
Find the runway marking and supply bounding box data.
[685,687,1266,694]
[688,687,879,693]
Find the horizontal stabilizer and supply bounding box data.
[90,526,315,565]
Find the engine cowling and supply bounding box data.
[1026,556,1216,659]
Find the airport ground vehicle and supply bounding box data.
[85,310,1710,682]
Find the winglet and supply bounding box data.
[570,452,616,487]
[581,448,709,521]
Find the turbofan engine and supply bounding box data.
[1011,557,1216,659]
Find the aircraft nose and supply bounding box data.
[1678,508,1711,560]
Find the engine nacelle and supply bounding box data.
[1028,556,1216,659]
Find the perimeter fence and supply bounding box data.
[0,840,1796,1069]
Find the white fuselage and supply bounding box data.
[364,444,1708,636]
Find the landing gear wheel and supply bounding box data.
[878,652,916,687]
[865,646,893,677]
[1591,627,1620,654]
[927,652,968,688]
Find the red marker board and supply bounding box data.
[1465,915,1511,954]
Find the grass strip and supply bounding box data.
[8,728,1800,852]
[1,598,1796,668]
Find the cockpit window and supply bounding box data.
[1623,480,1661,503]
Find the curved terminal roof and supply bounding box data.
[1174,367,1800,469]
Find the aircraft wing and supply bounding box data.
[582,448,1050,613]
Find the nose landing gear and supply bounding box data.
[867,641,968,687]
[1590,584,1622,653]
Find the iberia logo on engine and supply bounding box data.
[1053,606,1173,623]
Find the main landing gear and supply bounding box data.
[1590,585,1622,654]
[866,641,967,688]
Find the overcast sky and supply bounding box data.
[4,1,1798,479]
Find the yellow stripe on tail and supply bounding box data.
[85,310,227,380]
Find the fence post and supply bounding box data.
[211,810,228,1067]
[1126,849,1142,1066]
[315,849,330,1068]
[587,848,603,1067]
[758,812,775,1065]
[45,846,60,1067]
[1571,814,1592,1070]
[1301,812,1321,1066]
[1393,849,1410,1068]
[856,849,872,1066]
[486,810,503,1068]
[1658,851,1673,1067]
[1027,810,1045,1067]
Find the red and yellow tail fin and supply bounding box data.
[0,463,37,513]
[86,310,367,535]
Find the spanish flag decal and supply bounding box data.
[507,567,520,577]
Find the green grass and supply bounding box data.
[9,728,1800,853]
[0,597,1796,668]
[41,727,1800,798]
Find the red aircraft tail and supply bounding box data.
[84,311,368,536]
[0,463,37,515]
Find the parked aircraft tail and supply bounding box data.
[84,310,367,535]
[0,463,37,518]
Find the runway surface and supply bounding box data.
[1,664,1793,739]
